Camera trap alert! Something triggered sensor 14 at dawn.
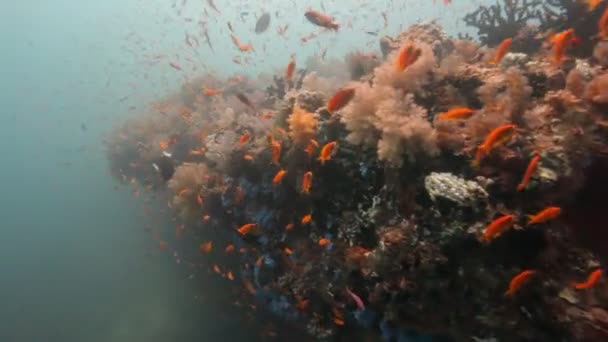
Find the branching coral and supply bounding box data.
[340,82,384,146]
[463,0,543,46]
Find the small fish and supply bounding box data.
[345,288,366,310]
[235,92,256,110]
[197,193,203,206]
[517,155,541,192]
[327,88,355,113]
[600,7,608,39]
[583,0,604,11]
[318,141,337,165]
[255,12,271,33]
[178,188,190,197]
[230,34,254,52]
[285,223,295,231]
[272,170,287,185]
[227,22,234,32]
[550,28,576,66]
[482,215,515,242]
[528,207,561,225]
[505,270,535,296]
[301,214,312,224]
[473,124,517,167]
[227,271,235,280]
[572,268,603,289]
[158,241,168,250]
[213,264,221,274]
[203,86,222,96]
[436,107,475,120]
[239,131,250,146]
[285,55,296,81]
[238,223,257,235]
[169,61,183,71]
[206,0,219,13]
[225,244,235,253]
[304,10,339,30]
[304,139,318,157]
[301,171,313,194]
[366,31,378,36]
[271,142,281,165]
[396,43,422,71]
[318,237,331,246]
[284,247,293,255]
[199,241,213,254]
[489,37,512,65]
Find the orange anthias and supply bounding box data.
[318,238,331,246]
[203,86,223,96]
[272,169,287,186]
[301,214,312,224]
[199,241,213,254]
[271,142,281,165]
[600,7,608,39]
[239,131,250,146]
[505,270,536,296]
[285,55,296,81]
[473,124,517,167]
[304,139,318,157]
[482,215,515,242]
[318,141,337,165]
[237,223,257,235]
[490,37,512,65]
[436,107,475,120]
[327,88,355,113]
[572,268,603,289]
[550,28,575,66]
[517,155,541,192]
[301,171,313,194]
[395,43,422,71]
[528,206,561,225]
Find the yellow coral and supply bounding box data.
[288,105,317,145]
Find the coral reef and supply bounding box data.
[106,20,608,342]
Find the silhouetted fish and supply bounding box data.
[255,12,271,33]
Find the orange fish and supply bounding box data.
[304,10,339,30]
[301,214,312,224]
[230,34,253,52]
[271,142,281,165]
[225,244,235,253]
[158,241,168,250]
[505,270,536,296]
[436,107,475,120]
[318,238,331,246]
[517,155,541,192]
[482,215,515,242]
[490,38,512,65]
[304,139,318,157]
[203,215,210,221]
[159,141,169,150]
[528,206,561,225]
[197,193,203,206]
[243,154,254,161]
[301,171,313,194]
[396,43,422,71]
[239,131,250,146]
[213,264,221,274]
[226,271,235,280]
[285,55,296,81]
[285,223,295,231]
[585,0,604,11]
[572,268,603,289]
[238,223,257,235]
[550,28,575,65]
[327,88,355,113]
[600,7,608,39]
[203,86,223,96]
[284,247,293,255]
[199,241,213,254]
[473,124,517,167]
[273,170,287,185]
[318,141,337,165]
[178,188,190,197]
